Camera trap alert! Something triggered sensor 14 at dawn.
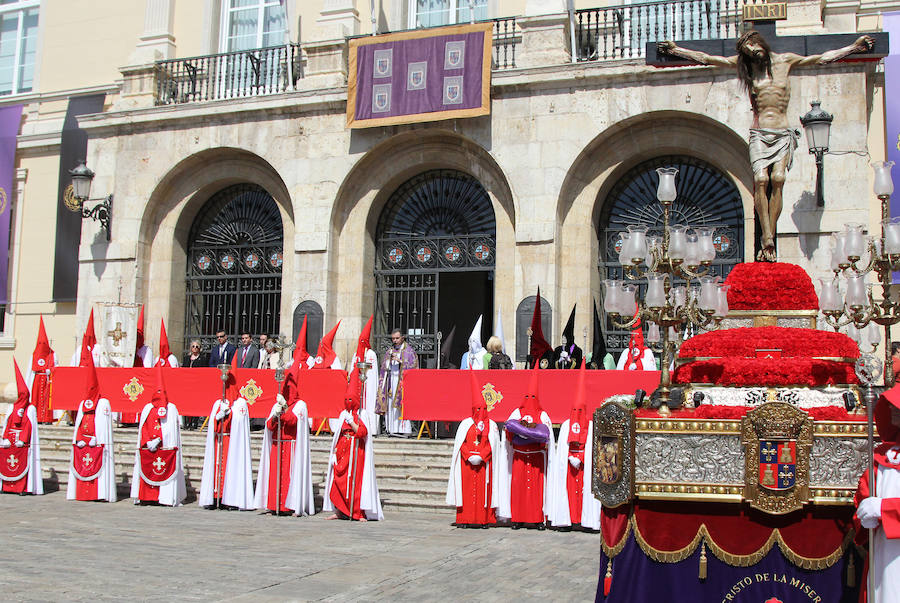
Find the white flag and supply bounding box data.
[98,303,140,367]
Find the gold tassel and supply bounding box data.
[699,542,708,581]
[847,553,856,588]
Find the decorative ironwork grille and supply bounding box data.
[598,155,744,356]
[185,184,283,352]
[375,170,496,367]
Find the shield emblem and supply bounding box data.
[596,435,623,485]
[374,91,389,111]
[481,383,503,412]
[447,84,460,101]
[0,446,28,481]
[759,439,796,491]
[138,447,179,486]
[411,71,423,86]
[448,49,461,66]
[72,444,105,481]
[376,58,390,75]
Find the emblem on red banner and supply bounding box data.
[480,383,502,411]
[138,447,179,485]
[0,446,29,481]
[72,444,104,481]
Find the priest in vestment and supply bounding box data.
[548,360,602,530]
[199,355,253,510]
[0,361,43,495]
[254,364,315,516]
[855,385,900,602]
[130,367,186,506]
[67,354,116,502]
[498,367,555,528]
[324,371,383,521]
[377,328,417,436]
[616,316,656,371]
[551,305,583,369]
[460,315,487,370]
[25,316,57,423]
[446,367,500,527]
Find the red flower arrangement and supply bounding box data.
[672,357,859,387]
[725,262,819,311]
[678,326,859,360]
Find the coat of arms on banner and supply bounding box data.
[480,383,502,411]
[407,61,427,90]
[443,76,463,105]
[373,48,393,78]
[372,84,391,113]
[444,41,465,69]
[741,402,812,514]
[591,401,635,508]
[98,303,140,367]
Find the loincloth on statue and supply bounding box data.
[748,128,800,174]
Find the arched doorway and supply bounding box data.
[185,183,284,349]
[375,169,496,367]
[598,155,744,355]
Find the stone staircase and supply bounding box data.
[35,424,454,515]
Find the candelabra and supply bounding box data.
[604,167,729,416]
[819,161,898,386]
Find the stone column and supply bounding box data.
[130,0,177,64]
[316,0,361,39]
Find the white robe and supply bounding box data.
[352,348,380,436]
[547,419,602,530]
[198,398,254,509]
[615,348,656,371]
[460,349,488,370]
[869,463,900,603]
[130,402,186,506]
[323,409,384,520]
[0,405,43,495]
[496,408,555,521]
[66,398,117,502]
[385,361,411,436]
[253,400,315,516]
[445,418,501,511]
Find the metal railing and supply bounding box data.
[575,0,748,62]
[493,17,518,69]
[155,43,302,106]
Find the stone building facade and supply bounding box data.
[0,0,893,381]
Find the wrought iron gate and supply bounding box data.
[598,156,744,356]
[185,184,283,351]
[374,170,496,366]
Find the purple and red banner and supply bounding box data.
[403,369,661,422]
[347,23,492,128]
[50,367,348,418]
[0,104,21,304]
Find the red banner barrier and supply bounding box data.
[402,369,662,422]
[50,367,348,418]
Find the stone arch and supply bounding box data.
[329,129,516,351]
[136,147,294,355]
[556,111,754,352]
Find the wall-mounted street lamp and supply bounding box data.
[799,100,833,208]
[67,162,112,241]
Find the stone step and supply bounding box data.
[35,424,456,514]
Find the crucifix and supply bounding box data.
[107,322,127,346]
[648,4,886,262]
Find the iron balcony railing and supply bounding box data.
[575,0,750,62]
[492,17,518,70]
[155,43,303,106]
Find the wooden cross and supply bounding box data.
[107,322,127,346]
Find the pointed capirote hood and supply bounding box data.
[355,314,373,362]
[294,315,310,368]
[467,315,484,354]
[83,350,101,405]
[591,299,607,368]
[31,315,54,372]
[469,365,487,434]
[313,320,340,369]
[155,318,171,365]
[519,364,544,420]
[568,359,588,446]
[529,288,552,366]
[562,304,576,346]
[136,305,145,350]
[79,309,97,367]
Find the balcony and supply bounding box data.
[146,1,750,107]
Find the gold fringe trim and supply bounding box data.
[629,515,854,570]
[600,521,632,558]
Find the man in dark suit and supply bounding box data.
[236,330,260,369]
[209,330,237,367]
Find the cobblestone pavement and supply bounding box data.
[0,490,601,602]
